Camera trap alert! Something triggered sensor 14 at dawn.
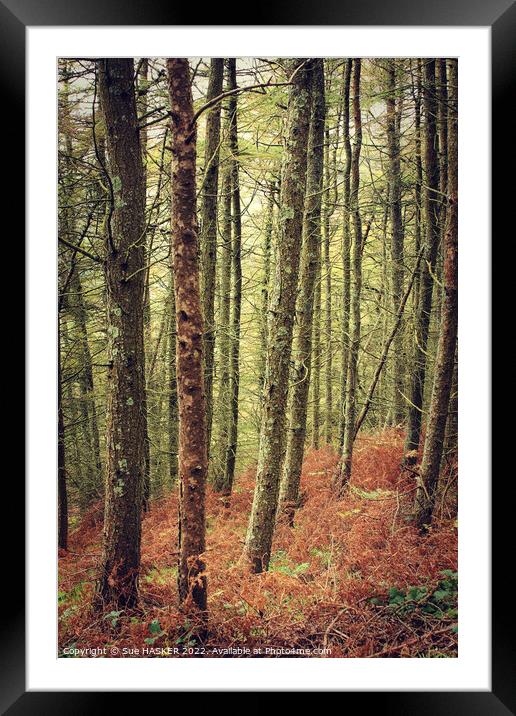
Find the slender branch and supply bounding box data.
[354,244,424,438]
[58,236,104,264]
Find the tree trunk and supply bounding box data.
[138,58,152,513]
[58,319,68,551]
[244,59,313,574]
[96,59,146,610]
[259,182,276,392]
[200,58,224,459]
[280,58,325,524]
[385,60,405,424]
[223,58,242,498]
[403,59,441,464]
[411,60,423,326]
[212,165,232,492]
[311,264,321,449]
[339,59,352,449]
[414,59,458,531]
[167,58,208,613]
[323,124,333,445]
[339,59,363,491]
[168,278,178,486]
[69,269,103,503]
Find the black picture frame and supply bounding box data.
[7,0,511,709]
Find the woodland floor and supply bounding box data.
[58,428,458,658]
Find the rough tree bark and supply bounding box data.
[96,59,147,609]
[414,59,458,531]
[212,165,232,491]
[410,59,423,322]
[223,58,242,498]
[339,59,352,449]
[403,59,441,464]
[58,320,68,551]
[311,264,321,449]
[339,58,363,491]
[244,58,313,573]
[323,126,333,445]
[167,58,208,612]
[280,58,325,524]
[138,58,152,513]
[200,58,224,458]
[385,59,405,425]
[168,279,178,486]
[259,181,276,392]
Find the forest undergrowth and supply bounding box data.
[59,428,458,658]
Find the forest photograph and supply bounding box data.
[57,56,458,659]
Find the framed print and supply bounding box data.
[5,0,512,708]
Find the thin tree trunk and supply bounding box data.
[415,59,458,531]
[444,339,458,461]
[69,269,103,502]
[403,59,441,464]
[411,59,423,323]
[96,59,146,610]
[200,58,224,459]
[323,124,333,445]
[138,58,152,513]
[339,59,363,491]
[433,57,449,331]
[311,264,321,449]
[280,59,325,524]
[385,59,405,424]
[223,58,242,498]
[339,59,352,449]
[58,318,68,551]
[259,181,276,392]
[244,59,313,574]
[212,166,232,492]
[150,318,170,498]
[167,58,208,613]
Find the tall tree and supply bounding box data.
[323,123,333,445]
[137,58,152,512]
[339,58,363,491]
[96,59,147,609]
[223,58,242,497]
[280,58,325,524]
[385,59,405,424]
[244,59,313,573]
[166,58,208,612]
[339,59,352,448]
[410,59,423,316]
[403,59,441,464]
[212,165,232,492]
[200,59,224,457]
[259,181,276,392]
[414,60,458,531]
[311,264,321,449]
[58,320,68,551]
[69,269,103,503]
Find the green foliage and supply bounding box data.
[104,610,122,628]
[144,618,165,644]
[269,550,310,577]
[369,570,458,632]
[143,566,177,585]
[310,546,334,569]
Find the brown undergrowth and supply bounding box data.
[58,428,458,658]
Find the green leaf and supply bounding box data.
[149,619,162,635]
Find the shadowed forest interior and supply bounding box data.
[58,57,458,658]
